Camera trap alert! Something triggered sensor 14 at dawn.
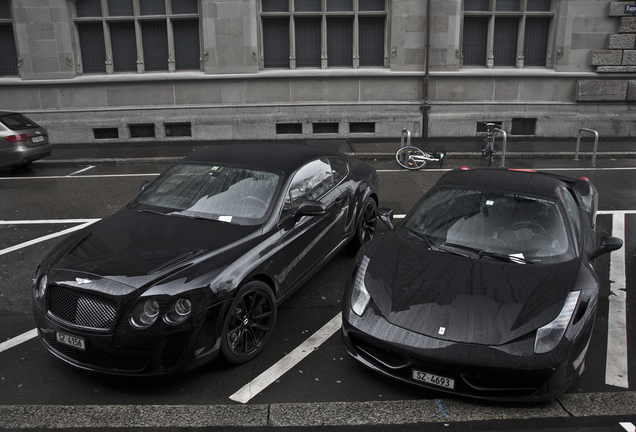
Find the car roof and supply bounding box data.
[181,142,347,174]
[436,168,572,199]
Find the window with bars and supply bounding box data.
[462,0,554,68]
[72,0,201,74]
[0,0,18,76]
[261,0,387,69]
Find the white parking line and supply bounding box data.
[606,212,629,388]
[68,166,95,176]
[621,422,636,432]
[0,329,37,354]
[229,314,342,404]
[0,220,99,257]
[0,173,159,180]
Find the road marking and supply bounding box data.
[0,220,99,257]
[69,166,95,176]
[0,173,159,180]
[230,314,342,404]
[621,422,636,432]
[606,212,629,388]
[0,329,37,354]
[0,219,99,225]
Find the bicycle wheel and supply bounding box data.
[481,139,494,166]
[396,146,428,170]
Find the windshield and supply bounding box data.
[129,163,281,225]
[400,187,575,264]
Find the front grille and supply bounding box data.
[48,285,117,330]
[42,332,147,372]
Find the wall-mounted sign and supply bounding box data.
[626,4,636,13]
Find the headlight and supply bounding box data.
[37,274,48,300]
[351,256,371,316]
[534,291,580,354]
[130,299,160,329]
[164,298,192,325]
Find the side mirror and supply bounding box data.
[140,180,149,192]
[589,236,623,260]
[378,207,394,230]
[298,200,327,216]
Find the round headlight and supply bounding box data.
[164,298,192,325]
[130,299,160,329]
[37,275,48,300]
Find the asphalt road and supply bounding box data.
[0,151,635,431]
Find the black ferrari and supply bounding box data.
[342,168,623,401]
[33,142,379,375]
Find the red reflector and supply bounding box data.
[459,166,469,170]
[578,176,590,182]
[509,169,537,172]
[5,134,29,142]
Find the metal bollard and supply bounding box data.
[494,128,507,168]
[574,128,599,167]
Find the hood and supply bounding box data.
[50,208,261,290]
[365,233,579,346]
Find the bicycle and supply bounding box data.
[481,122,497,166]
[395,145,446,170]
[395,128,446,170]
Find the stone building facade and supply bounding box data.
[0,0,635,144]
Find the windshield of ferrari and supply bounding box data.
[401,187,576,264]
[129,163,281,225]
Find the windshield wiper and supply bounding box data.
[441,242,533,264]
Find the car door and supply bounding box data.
[275,158,349,298]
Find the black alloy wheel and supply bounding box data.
[221,281,277,364]
[348,197,377,251]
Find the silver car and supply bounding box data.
[0,111,51,168]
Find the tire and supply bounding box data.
[347,197,377,252]
[221,281,277,364]
[396,146,427,170]
[481,139,493,166]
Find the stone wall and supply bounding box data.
[580,2,636,102]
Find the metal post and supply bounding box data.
[401,128,411,148]
[494,128,507,168]
[575,128,600,167]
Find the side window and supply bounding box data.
[329,157,348,185]
[282,158,334,216]
[560,187,582,244]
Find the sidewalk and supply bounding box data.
[35,137,636,165]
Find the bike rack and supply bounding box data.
[574,128,600,167]
[493,128,507,168]
[401,128,411,148]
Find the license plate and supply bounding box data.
[56,332,86,351]
[412,369,455,390]
[31,136,44,143]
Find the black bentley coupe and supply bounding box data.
[33,142,379,375]
[342,168,623,401]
